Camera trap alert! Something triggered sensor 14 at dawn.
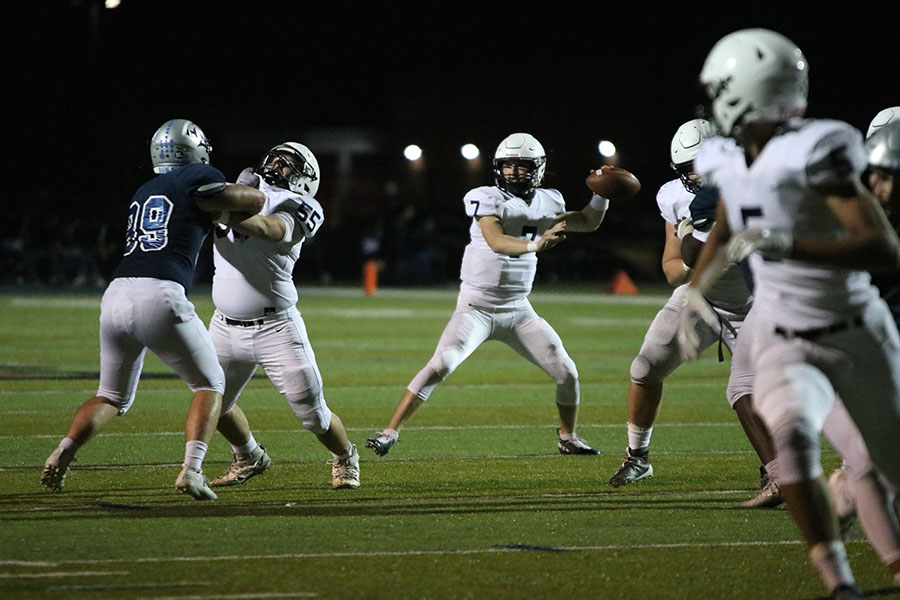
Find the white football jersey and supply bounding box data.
[212,170,324,319]
[696,119,876,328]
[459,186,564,304]
[657,179,751,311]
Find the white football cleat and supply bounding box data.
[41,448,75,492]
[331,444,360,490]
[210,446,272,487]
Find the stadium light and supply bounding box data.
[460,143,480,160]
[403,144,423,161]
[105,0,121,8]
[598,140,617,157]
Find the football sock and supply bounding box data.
[56,437,80,455]
[809,540,855,593]
[332,443,353,460]
[232,435,260,458]
[764,459,779,483]
[380,428,399,442]
[183,440,209,472]
[559,431,576,442]
[626,423,653,452]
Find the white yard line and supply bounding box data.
[138,594,317,600]
[0,421,742,441]
[0,538,865,570]
[0,570,129,578]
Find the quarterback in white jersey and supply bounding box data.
[684,29,900,598]
[207,142,360,490]
[366,132,614,457]
[609,119,777,504]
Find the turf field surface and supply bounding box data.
[1,287,896,599]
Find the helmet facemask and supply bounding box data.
[493,158,545,198]
[257,144,319,196]
[671,161,704,194]
[492,133,546,199]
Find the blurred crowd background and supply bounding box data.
[5,2,896,291]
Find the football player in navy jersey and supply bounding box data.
[41,119,265,501]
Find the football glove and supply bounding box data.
[726,229,793,263]
[675,218,695,240]
[236,167,261,188]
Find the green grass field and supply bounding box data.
[1,287,896,600]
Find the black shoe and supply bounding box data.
[365,432,396,457]
[830,583,863,600]
[608,447,653,487]
[557,429,599,455]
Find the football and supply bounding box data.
[585,166,641,200]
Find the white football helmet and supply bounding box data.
[700,29,808,136]
[150,119,212,174]
[670,118,715,193]
[865,121,900,172]
[493,132,546,197]
[866,106,900,138]
[258,142,320,197]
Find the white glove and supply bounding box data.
[675,218,695,240]
[726,228,793,263]
[677,287,720,360]
[236,168,261,188]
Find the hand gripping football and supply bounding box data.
[585,166,641,200]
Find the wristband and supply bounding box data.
[589,194,610,211]
[214,210,230,226]
[526,241,539,253]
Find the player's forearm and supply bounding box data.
[557,196,609,232]
[198,184,266,214]
[486,235,539,256]
[662,258,691,286]
[231,214,287,242]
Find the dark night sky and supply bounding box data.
[5,1,900,280]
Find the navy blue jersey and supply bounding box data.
[112,163,227,292]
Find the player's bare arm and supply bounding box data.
[661,221,691,286]
[791,180,900,270]
[230,214,287,242]
[196,183,265,214]
[477,216,566,255]
[554,202,607,232]
[196,184,266,227]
